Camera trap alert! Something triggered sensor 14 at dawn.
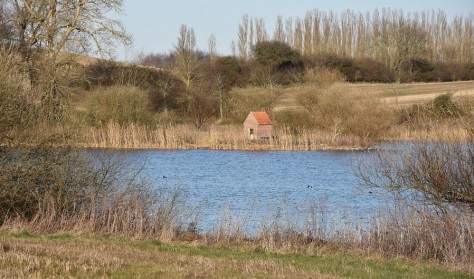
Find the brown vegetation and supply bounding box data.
[0,146,198,238]
[1,4,474,277]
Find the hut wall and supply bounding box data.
[255,125,272,139]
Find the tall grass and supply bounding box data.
[364,205,474,265]
[388,121,471,142]
[202,198,474,270]
[80,119,474,150]
[80,122,366,150]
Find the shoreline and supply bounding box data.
[75,142,367,151]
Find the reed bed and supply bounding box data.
[203,200,474,271]
[364,206,474,265]
[388,123,471,142]
[81,122,366,150]
[3,191,472,271]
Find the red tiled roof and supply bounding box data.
[251,111,272,125]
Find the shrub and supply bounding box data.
[273,110,315,132]
[303,67,344,88]
[188,86,219,129]
[85,86,154,127]
[227,87,280,124]
[308,54,394,83]
[212,56,245,87]
[296,88,395,146]
[432,93,463,118]
[84,60,178,91]
[353,57,394,83]
[356,141,474,210]
[398,58,435,82]
[252,41,304,85]
[147,75,185,113]
[399,93,464,125]
[253,41,302,70]
[0,146,195,236]
[0,47,38,143]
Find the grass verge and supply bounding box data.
[0,232,472,279]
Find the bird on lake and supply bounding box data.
[307,185,313,189]
[163,175,167,179]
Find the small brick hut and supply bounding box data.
[243,111,273,140]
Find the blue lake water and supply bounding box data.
[109,149,391,234]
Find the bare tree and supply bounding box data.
[354,12,368,58]
[356,141,474,211]
[175,24,198,92]
[394,20,429,80]
[230,40,236,57]
[285,17,293,47]
[236,9,474,65]
[237,14,249,61]
[6,0,131,121]
[248,16,254,58]
[311,10,321,54]
[340,10,355,58]
[157,76,173,116]
[0,0,13,43]
[321,12,331,54]
[214,74,226,121]
[294,18,303,53]
[303,12,313,55]
[273,15,285,42]
[255,17,267,43]
[10,0,131,62]
[208,33,217,62]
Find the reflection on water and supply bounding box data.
[107,150,391,234]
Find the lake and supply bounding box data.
[115,149,391,234]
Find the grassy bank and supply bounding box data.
[0,232,472,279]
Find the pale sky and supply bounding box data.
[117,0,473,61]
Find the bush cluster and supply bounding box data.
[0,146,194,235]
[0,48,39,143]
[399,93,465,126]
[308,54,394,83]
[292,87,395,145]
[84,86,154,127]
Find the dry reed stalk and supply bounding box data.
[81,122,366,150]
[389,123,470,142]
[363,206,474,266]
[79,119,473,150]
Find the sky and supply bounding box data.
[117,0,474,61]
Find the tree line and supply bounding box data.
[235,9,474,67]
[139,9,474,86]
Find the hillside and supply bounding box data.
[273,81,474,111]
